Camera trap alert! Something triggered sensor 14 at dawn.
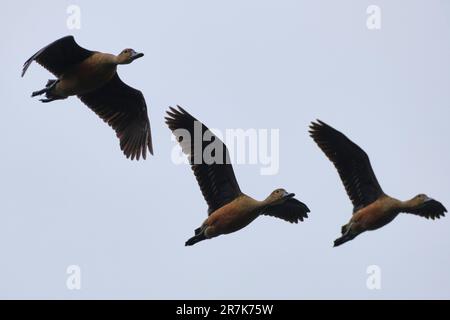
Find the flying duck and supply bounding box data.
[22,36,153,160]
[166,106,310,246]
[309,120,446,247]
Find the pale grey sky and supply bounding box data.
[1,0,449,299]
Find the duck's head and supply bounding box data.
[412,193,433,205]
[117,48,144,65]
[407,193,447,219]
[267,188,295,205]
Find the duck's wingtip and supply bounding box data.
[147,142,154,156]
[304,203,311,213]
[177,105,188,113]
[308,120,323,132]
[21,66,28,78]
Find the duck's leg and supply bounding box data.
[185,233,206,246]
[334,222,357,247]
[186,225,209,246]
[31,79,59,97]
[194,224,207,235]
[31,88,49,97]
[341,222,352,235]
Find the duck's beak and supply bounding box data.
[424,196,434,202]
[131,52,144,60]
[283,191,295,199]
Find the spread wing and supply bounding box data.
[78,74,153,160]
[262,198,310,223]
[309,120,384,213]
[403,199,447,220]
[22,36,94,77]
[165,106,242,214]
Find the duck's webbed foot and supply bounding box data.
[32,79,60,99]
[39,97,60,103]
[31,88,48,97]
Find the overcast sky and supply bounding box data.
[1,0,449,299]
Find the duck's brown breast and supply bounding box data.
[352,197,399,231]
[205,196,261,236]
[55,53,117,96]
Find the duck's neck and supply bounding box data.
[398,197,421,211]
[113,55,124,65]
[92,52,121,66]
[238,195,271,216]
[261,195,274,207]
[256,195,278,213]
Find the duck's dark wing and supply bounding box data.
[165,106,242,215]
[262,198,310,223]
[78,74,153,160]
[403,199,447,220]
[309,120,384,213]
[22,36,94,77]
